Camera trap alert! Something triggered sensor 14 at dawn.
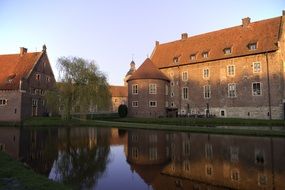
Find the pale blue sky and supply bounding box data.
[0,0,284,85]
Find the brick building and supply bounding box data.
[109,85,128,112]
[127,12,285,119]
[0,46,56,122]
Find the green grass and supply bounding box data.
[94,116,285,127]
[0,152,70,190]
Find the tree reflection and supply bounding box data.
[53,128,110,190]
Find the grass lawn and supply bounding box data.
[0,152,70,190]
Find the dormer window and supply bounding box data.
[248,43,257,50]
[202,52,209,58]
[190,54,196,61]
[224,48,232,55]
[173,57,179,63]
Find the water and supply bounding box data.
[0,126,284,190]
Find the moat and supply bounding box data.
[0,126,284,190]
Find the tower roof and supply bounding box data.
[127,58,170,82]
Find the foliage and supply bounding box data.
[46,57,111,120]
[118,104,128,118]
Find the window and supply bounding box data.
[0,99,8,106]
[149,84,157,94]
[258,174,268,186]
[132,148,139,159]
[253,62,261,73]
[203,68,210,78]
[248,42,257,50]
[205,164,213,176]
[228,83,237,98]
[170,81,174,86]
[203,85,211,99]
[132,135,138,142]
[202,52,209,58]
[149,147,158,161]
[227,65,235,76]
[173,57,179,63]
[171,91,174,97]
[190,54,196,61]
[182,71,188,81]
[183,140,191,156]
[183,160,190,172]
[149,134,157,143]
[224,47,232,55]
[46,76,51,83]
[165,85,169,95]
[32,99,38,106]
[35,74,41,80]
[231,169,240,181]
[252,82,262,96]
[0,143,5,151]
[132,84,138,94]
[132,101,138,107]
[182,87,188,100]
[149,101,157,107]
[220,109,226,117]
[171,102,175,107]
[230,147,239,162]
[205,144,213,159]
[255,149,265,165]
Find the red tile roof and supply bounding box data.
[0,51,42,90]
[127,58,170,82]
[151,16,282,68]
[109,85,128,97]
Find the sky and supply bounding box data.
[0,0,284,85]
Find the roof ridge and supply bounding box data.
[157,16,282,47]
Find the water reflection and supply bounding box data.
[0,127,284,190]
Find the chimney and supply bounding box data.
[20,47,27,56]
[242,17,251,27]
[283,10,285,16]
[181,33,188,40]
[155,41,160,46]
[42,44,47,52]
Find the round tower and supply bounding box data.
[124,60,136,86]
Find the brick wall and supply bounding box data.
[128,79,169,118]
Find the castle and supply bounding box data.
[126,12,285,119]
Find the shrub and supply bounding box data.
[118,104,128,118]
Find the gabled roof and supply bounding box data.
[127,58,170,82]
[0,51,42,90]
[151,16,282,68]
[109,85,127,97]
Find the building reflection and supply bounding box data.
[126,130,285,190]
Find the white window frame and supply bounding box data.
[32,99,38,106]
[132,84,138,94]
[182,71,188,81]
[253,62,261,73]
[183,160,191,172]
[227,65,235,76]
[220,109,226,117]
[228,83,237,98]
[230,147,239,162]
[190,54,196,61]
[258,174,268,186]
[149,83,157,94]
[132,101,138,107]
[173,57,179,63]
[231,169,240,181]
[252,82,262,96]
[182,87,188,100]
[149,101,157,107]
[202,52,209,58]
[203,85,211,99]
[224,47,232,55]
[149,147,158,161]
[203,68,210,79]
[0,99,8,106]
[205,164,213,176]
[171,91,174,97]
[248,43,257,50]
[35,73,41,80]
